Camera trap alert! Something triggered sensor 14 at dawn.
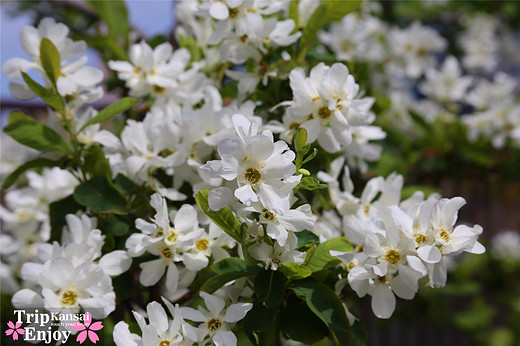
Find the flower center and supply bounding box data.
[439,229,450,242]
[153,85,165,94]
[207,318,222,332]
[263,210,275,221]
[245,168,261,184]
[158,341,170,346]
[318,106,332,119]
[385,250,400,265]
[161,247,174,259]
[61,290,77,306]
[414,234,427,245]
[377,275,387,284]
[166,228,178,243]
[229,7,239,18]
[196,238,210,252]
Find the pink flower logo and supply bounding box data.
[5,321,24,341]
[72,312,103,344]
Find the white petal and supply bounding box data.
[12,289,44,308]
[213,330,237,346]
[165,262,179,292]
[2,58,35,79]
[108,60,134,73]
[371,285,395,319]
[9,81,36,100]
[70,67,104,87]
[113,321,140,346]
[147,301,169,335]
[234,184,258,206]
[98,250,132,276]
[208,187,234,211]
[183,252,208,271]
[417,245,442,264]
[210,2,229,20]
[180,307,206,322]
[174,204,198,231]
[223,303,253,322]
[317,127,341,153]
[57,76,77,95]
[201,292,226,315]
[139,258,166,286]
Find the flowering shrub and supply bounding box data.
[3,0,518,344]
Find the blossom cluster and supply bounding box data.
[1,1,504,344]
[320,10,520,149]
[317,160,484,317]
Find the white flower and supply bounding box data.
[348,262,424,319]
[458,14,498,72]
[3,17,103,99]
[249,234,306,270]
[419,56,472,102]
[181,292,253,346]
[0,133,38,182]
[202,114,298,213]
[128,195,204,292]
[13,257,115,319]
[491,230,520,261]
[258,204,314,246]
[287,63,375,152]
[387,22,446,79]
[114,299,186,346]
[319,13,385,63]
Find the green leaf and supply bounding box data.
[294,176,327,192]
[191,258,260,293]
[291,281,352,345]
[351,320,367,346]
[288,0,299,29]
[296,230,319,248]
[4,116,70,154]
[281,295,329,344]
[83,145,112,178]
[113,173,141,194]
[294,127,308,154]
[81,97,139,131]
[254,270,286,308]
[301,148,318,167]
[279,263,312,280]
[73,176,129,214]
[409,110,431,133]
[243,301,279,337]
[49,195,83,242]
[8,111,33,124]
[40,38,60,86]
[305,237,352,272]
[85,0,129,39]
[323,0,362,22]
[2,158,58,189]
[178,35,202,61]
[195,189,242,242]
[21,72,63,111]
[104,214,129,237]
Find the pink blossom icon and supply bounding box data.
[5,321,24,341]
[72,312,103,344]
